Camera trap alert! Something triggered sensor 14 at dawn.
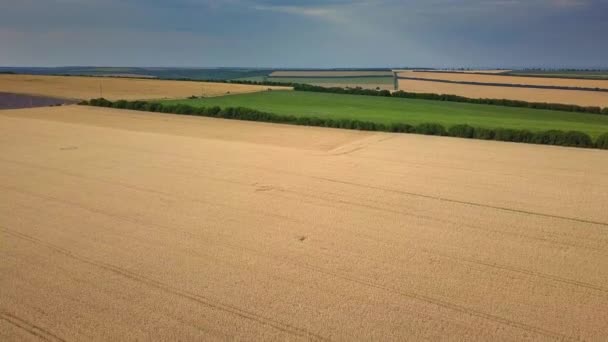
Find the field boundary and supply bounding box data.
[269,75,393,79]
[80,98,608,150]
[408,69,608,80]
[397,76,608,92]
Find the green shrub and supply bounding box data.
[596,133,608,149]
[389,123,415,133]
[448,124,475,138]
[161,104,177,113]
[415,123,446,136]
[473,128,495,140]
[531,130,566,145]
[562,131,593,147]
[125,101,146,111]
[89,98,112,107]
[493,128,534,143]
[174,104,195,115]
[112,100,128,109]
[602,108,608,115]
[142,102,161,112]
[584,107,602,114]
[207,106,221,116]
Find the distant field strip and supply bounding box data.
[393,69,511,74]
[0,74,291,101]
[402,71,608,90]
[266,77,394,84]
[397,76,608,92]
[398,78,608,108]
[160,91,608,138]
[508,71,608,80]
[270,71,393,77]
[239,76,395,90]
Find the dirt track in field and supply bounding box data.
[2,106,608,341]
[0,74,290,101]
[398,78,608,107]
[399,71,608,90]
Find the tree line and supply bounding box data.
[81,98,608,150]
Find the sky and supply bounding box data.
[1,0,607,68]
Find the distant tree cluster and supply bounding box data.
[292,84,607,115]
[81,98,606,149]
[161,77,297,87]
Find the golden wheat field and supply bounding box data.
[0,74,290,101]
[398,78,608,107]
[270,70,393,77]
[2,105,608,341]
[399,71,608,89]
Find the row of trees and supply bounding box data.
[82,98,608,150]
[292,84,608,115]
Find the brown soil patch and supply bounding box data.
[0,92,76,110]
[1,106,608,340]
[0,74,291,101]
[398,78,608,107]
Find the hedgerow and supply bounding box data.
[80,98,607,150]
[448,124,476,138]
[594,133,608,149]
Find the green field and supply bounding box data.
[160,91,608,138]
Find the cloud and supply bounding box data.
[1,0,607,67]
[253,4,352,23]
[254,4,343,22]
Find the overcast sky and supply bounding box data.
[1,0,607,68]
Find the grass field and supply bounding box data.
[160,90,608,138]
